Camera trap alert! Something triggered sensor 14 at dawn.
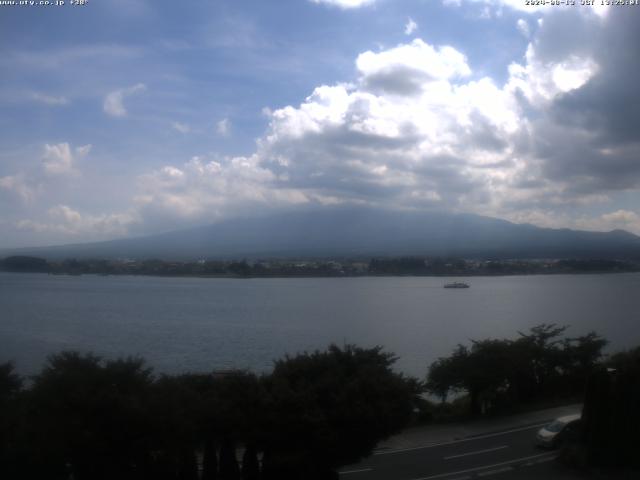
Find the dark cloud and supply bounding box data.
[461,113,509,153]
[521,8,640,197]
[361,65,433,96]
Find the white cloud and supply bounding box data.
[172,122,190,133]
[551,59,597,92]
[135,155,306,225]
[18,205,139,237]
[10,8,639,243]
[356,39,471,97]
[310,0,375,8]
[540,209,640,235]
[506,47,598,106]
[248,37,527,216]
[247,10,639,229]
[357,39,471,81]
[405,17,418,36]
[30,92,69,106]
[516,18,530,38]
[216,118,231,137]
[103,83,146,117]
[42,142,91,176]
[600,210,640,232]
[0,174,39,203]
[126,19,628,231]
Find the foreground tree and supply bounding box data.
[262,344,420,479]
[0,362,23,479]
[582,347,640,468]
[426,341,514,415]
[24,352,154,480]
[3,345,418,479]
[427,325,607,416]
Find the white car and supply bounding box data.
[536,413,582,448]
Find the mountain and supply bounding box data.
[3,208,640,260]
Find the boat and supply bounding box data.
[444,281,469,288]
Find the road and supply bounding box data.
[338,422,579,480]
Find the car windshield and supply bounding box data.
[545,420,566,433]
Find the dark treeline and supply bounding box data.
[0,345,419,480]
[2,255,639,277]
[426,324,608,416]
[426,325,640,469]
[1,328,639,476]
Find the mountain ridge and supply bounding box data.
[2,207,640,260]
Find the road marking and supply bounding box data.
[375,422,549,455]
[477,466,513,477]
[522,454,557,467]
[444,445,508,460]
[339,468,373,475]
[530,456,556,465]
[409,452,557,480]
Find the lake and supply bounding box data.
[1,272,639,378]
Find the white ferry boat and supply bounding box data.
[444,282,470,288]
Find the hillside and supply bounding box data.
[3,208,640,260]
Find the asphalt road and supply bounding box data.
[338,422,575,480]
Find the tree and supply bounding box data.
[426,354,461,403]
[0,361,22,400]
[1,256,49,273]
[464,339,514,415]
[582,347,640,467]
[147,374,205,480]
[262,344,419,479]
[0,362,23,479]
[25,352,155,480]
[241,444,260,480]
[427,341,514,415]
[213,372,265,480]
[426,324,604,416]
[515,323,568,395]
[560,332,608,393]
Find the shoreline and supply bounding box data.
[1,269,639,279]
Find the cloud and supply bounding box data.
[103,9,637,237]
[134,155,306,229]
[30,92,69,106]
[405,18,418,36]
[516,18,529,38]
[216,118,231,137]
[8,7,640,244]
[247,37,524,216]
[507,9,640,196]
[18,205,139,237]
[172,122,190,134]
[0,174,39,203]
[42,143,91,176]
[568,210,640,234]
[601,210,640,228]
[243,8,638,229]
[507,49,598,106]
[356,39,471,96]
[4,44,142,71]
[310,0,375,8]
[0,141,90,215]
[103,83,146,117]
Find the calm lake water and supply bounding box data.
[1,272,639,377]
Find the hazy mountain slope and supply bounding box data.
[3,208,640,260]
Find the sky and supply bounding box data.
[1,0,639,248]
